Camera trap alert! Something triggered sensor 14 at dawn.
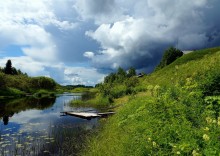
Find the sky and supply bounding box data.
[0,0,220,86]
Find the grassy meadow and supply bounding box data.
[80,47,220,155]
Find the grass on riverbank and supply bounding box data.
[81,47,220,155]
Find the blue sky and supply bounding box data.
[0,0,220,85]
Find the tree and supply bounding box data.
[12,67,18,75]
[155,47,183,70]
[116,67,127,82]
[5,60,13,75]
[31,76,57,90]
[104,73,116,83]
[127,67,136,77]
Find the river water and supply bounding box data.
[0,93,99,156]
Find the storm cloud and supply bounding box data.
[82,0,220,72]
[0,0,220,85]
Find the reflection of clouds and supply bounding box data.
[8,94,85,133]
[10,109,57,133]
[0,94,100,155]
[11,110,56,124]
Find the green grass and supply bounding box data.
[70,87,95,93]
[0,87,25,97]
[70,93,113,108]
[33,89,55,98]
[81,47,220,156]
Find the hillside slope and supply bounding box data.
[83,47,220,155]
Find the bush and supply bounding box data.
[31,76,56,90]
[201,69,220,96]
[155,47,183,70]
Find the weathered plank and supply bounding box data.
[98,112,115,117]
[65,112,101,119]
[62,111,115,119]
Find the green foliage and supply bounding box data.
[200,68,220,96]
[127,67,136,77]
[156,47,183,70]
[71,93,112,108]
[31,76,56,90]
[0,72,6,89]
[104,73,117,83]
[83,47,220,156]
[4,74,31,91]
[71,87,92,93]
[0,60,59,97]
[117,67,127,83]
[33,89,55,98]
[0,87,25,97]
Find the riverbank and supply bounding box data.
[76,47,220,155]
[0,88,59,99]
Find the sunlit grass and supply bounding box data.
[82,47,220,155]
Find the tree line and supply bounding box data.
[0,60,27,76]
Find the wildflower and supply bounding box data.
[212,120,217,124]
[154,85,160,90]
[218,117,220,126]
[147,138,151,141]
[177,151,181,155]
[152,141,157,147]
[203,127,209,131]
[192,150,200,156]
[203,134,210,141]
[206,117,212,124]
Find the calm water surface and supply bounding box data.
[0,93,99,156]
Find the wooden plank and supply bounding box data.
[98,112,115,116]
[63,111,115,119]
[65,112,101,119]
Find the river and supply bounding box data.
[0,93,99,156]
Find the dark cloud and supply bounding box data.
[1,0,220,85]
[74,0,123,24]
[83,0,220,73]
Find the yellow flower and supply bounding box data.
[212,120,217,124]
[218,117,220,126]
[203,134,210,141]
[192,150,200,156]
[203,127,209,131]
[177,151,181,155]
[206,117,212,124]
[152,141,157,147]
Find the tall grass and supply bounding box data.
[82,47,220,155]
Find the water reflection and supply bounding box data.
[0,93,99,156]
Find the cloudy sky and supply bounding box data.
[0,0,220,86]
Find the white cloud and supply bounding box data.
[1,0,220,85]
[0,0,77,63]
[84,51,95,59]
[83,0,220,72]
[0,57,105,86]
[64,67,105,86]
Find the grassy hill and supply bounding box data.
[82,47,220,155]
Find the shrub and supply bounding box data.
[155,47,183,70]
[31,76,56,90]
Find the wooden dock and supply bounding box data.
[61,111,115,120]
